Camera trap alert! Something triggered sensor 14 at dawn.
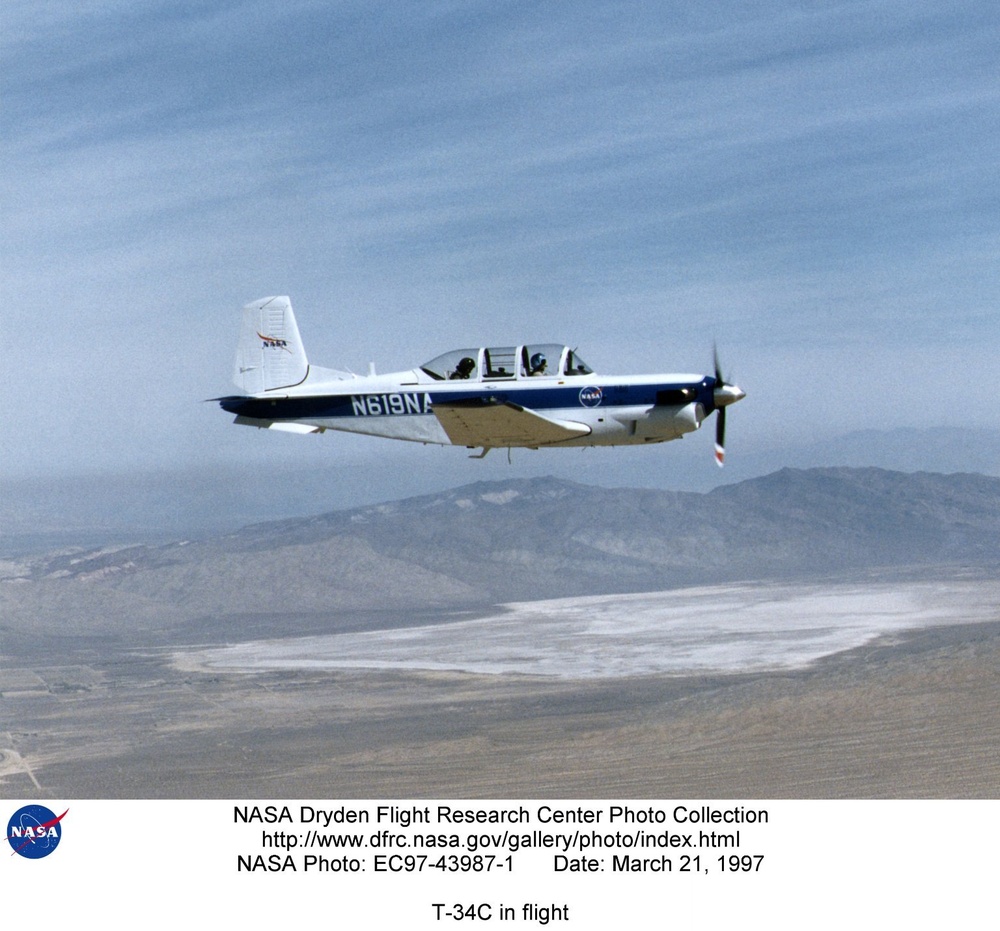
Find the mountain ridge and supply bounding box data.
[4,468,997,643]
[5,425,998,546]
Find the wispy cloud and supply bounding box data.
[2,0,997,483]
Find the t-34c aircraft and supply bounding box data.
[217,296,746,462]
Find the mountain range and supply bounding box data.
[230,466,1000,592]
[3,426,999,550]
[3,467,998,646]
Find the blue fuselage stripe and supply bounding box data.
[219,379,716,421]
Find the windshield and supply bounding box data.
[563,349,593,376]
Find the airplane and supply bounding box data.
[216,296,746,462]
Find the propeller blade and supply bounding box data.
[714,406,726,467]
[711,345,744,467]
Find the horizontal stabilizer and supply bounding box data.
[432,400,591,447]
[233,415,323,434]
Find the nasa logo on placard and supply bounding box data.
[6,805,67,859]
[578,386,603,408]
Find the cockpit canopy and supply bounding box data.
[420,345,594,382]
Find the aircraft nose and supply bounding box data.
[713,384,746,407]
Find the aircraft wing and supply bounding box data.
[432,399,592,448]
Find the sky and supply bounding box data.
[3,0,998,520]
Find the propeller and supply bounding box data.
[712,346,745,467]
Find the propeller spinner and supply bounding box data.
[712,348,746,467]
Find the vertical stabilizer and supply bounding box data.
[233,296,309,393]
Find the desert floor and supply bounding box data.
[2,573,998,798]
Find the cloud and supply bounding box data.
[2,0,997,487]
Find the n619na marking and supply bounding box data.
[351,393,433,417]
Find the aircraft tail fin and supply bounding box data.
[233,296,309,393]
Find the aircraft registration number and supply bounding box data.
[351,393,433,417]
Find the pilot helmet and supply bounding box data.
[530,352,547,371]
[456,356,475,375]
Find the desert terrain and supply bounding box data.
[3,571,998,799]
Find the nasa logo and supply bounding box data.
[579,386,603,408]
[257,331,290,351]
[6,805,67,859]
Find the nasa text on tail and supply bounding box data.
[216,296,745,462]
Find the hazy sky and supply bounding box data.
[3,1,998,505]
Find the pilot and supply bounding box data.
[449,357,476,379]
[528,352,547,376]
